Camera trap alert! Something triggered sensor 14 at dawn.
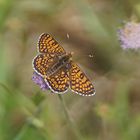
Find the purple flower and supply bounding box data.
[32,72,49,90]
[117,22,140,49]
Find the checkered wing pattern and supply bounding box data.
[69,62,95,96]
[38,33,66,55]
[33,53,57,76]
[45,66,69,93]
[32,33,96,96]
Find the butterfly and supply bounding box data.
[32,33,95,96]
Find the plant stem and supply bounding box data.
[0,82,12,94]
[58,94,85,140]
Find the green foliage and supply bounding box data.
[0,0,140,140]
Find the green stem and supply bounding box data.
[58,94,85,140]
[0,82,12,94]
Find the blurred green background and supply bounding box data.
[0,0,140,140]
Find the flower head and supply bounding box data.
[32,72,49,90]
[118,22,140,49]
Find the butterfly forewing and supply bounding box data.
[69,62,95,96]
[38,33,66,55]
[45,66,69,93]
[33,33,96,96]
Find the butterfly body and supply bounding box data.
[46,53,72,76]
[33,33,95,96]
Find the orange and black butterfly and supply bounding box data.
[32,33,95,96]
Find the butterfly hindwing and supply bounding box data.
[32,33,96,96]
[38,33,66,55]
[45,66,69,93]
[32,53,57,76]
[69,62,95,96]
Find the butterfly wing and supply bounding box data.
[69,62,95,96]
[45,66,69,93]
[38,33,66,55]
[32,53,58,77]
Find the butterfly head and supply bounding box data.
[67,52,73,60]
